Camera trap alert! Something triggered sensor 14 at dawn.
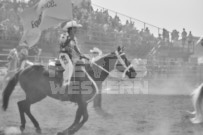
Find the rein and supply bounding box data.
[90,51,132,78]
[114,51,133,78]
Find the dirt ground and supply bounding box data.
[0,86,203,135]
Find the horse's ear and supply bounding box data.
[121,46,125,51]
[117,46,121,52]
[117,46,124,53]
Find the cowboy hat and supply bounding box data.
[62,20,82,31]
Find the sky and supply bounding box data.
[92,0,203,37]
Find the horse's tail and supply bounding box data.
[190,83,203,124]
[2,71,21,111]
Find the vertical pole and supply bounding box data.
[93,84,102,108]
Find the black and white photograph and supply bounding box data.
[0,0,203,135]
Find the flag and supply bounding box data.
[193,36,203,57]
[19,28,41,47]
[20,6,42,47]
[20,0,73,47]
[37,0,73,30]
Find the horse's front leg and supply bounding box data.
[69,103,89,134]
[68,102,88,134]
[57,103,84,135]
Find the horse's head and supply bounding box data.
[92,46,136,79]
[113,46,137,79]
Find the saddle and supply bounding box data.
[47,58,86,80]
[47,59,64,78]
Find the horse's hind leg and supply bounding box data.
[17,100,27,132]
[18,95,46,133]
[23,101,41,133]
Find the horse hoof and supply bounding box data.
[20,126,25,132]
[36,127,42,134]
[68,129,76,135]
[57,132,64,135]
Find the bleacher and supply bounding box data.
[0,0,202,84]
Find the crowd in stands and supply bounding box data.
[0,0,201,83]
[0,0,195,58]
[161,27,194,47]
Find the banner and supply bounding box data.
[20,0,72,47]
[20,6,41,31]
[19,28,41,47]
[20,6,42,47]
[37,0,72,30]
[193,36,203,57]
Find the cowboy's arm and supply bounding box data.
[74,44,82,56]
[72,42,89,60]
[70,40,81,56]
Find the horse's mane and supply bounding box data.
[84,53,111,72]
[93,53,111,63]
[29,64,52,77]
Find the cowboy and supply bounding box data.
[59,20,87,86]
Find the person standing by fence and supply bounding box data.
[181,28,187,47]
[187,31,194,51]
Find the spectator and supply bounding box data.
[145,27,150,35]
[171,29,179,42]
[187,31,193,47]
[112,14,120,30]
[158,34,162,41]
[162,28,169,43]
[181,28,187,47]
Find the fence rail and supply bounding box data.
[0,52,203,83]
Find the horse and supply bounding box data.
[2,46,136,135]
[2,48,33,89]
[189,36,203,124]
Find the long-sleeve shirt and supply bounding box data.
[59,33,81,61]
